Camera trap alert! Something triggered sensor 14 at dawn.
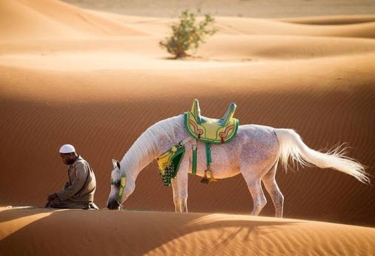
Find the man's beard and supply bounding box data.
[65,158,76,165]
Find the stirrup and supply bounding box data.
[201,166,217,184]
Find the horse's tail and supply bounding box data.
[274,128,370,184]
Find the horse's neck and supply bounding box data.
[120,115,186,180]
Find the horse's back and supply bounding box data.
[238,124,278,144]
[197,124,280,178]
[236,124,280,163]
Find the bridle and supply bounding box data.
[110,174,126,210]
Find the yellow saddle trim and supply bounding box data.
[184,99,239,144]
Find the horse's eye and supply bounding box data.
[110,179,120,187]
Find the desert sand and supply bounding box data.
[1,0,375,255]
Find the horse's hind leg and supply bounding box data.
[243,173,267,216]
[262,162,284,217]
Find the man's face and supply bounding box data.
[60,153,76,165]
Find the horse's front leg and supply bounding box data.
[171,178,181,212]
[171,162,189,212]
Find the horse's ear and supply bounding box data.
[112,159,119,169]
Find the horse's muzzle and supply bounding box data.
[107,198,121,210]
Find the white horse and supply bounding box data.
[106,114,369,217]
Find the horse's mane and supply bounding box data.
[120,114,185,173]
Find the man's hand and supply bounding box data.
[47,193,57,201]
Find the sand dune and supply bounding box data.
[279,15,375,25]
[213,16,375,39]
[0,0,145,39]
[61,0,375,18]
[1,207,375,256]
[1,0,375,255]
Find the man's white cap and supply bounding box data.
[59,144,76,153]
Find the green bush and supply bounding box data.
[159,9,217,59]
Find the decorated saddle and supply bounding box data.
[184,99,239,144]
[185,99,239,183]
[157,99,240,185]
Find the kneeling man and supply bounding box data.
[46,144,99,210]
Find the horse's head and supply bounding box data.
[107,159,126,210]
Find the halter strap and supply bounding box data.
[110,174,126,210]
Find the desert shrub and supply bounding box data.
[159,9,217,59]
